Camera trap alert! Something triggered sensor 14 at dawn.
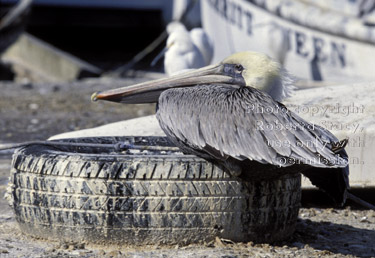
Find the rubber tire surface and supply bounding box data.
[7,137,301,245]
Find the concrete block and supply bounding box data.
[284,82,375,188]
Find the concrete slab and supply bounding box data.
[49,115,165,140]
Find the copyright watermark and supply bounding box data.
[243,102,365,117]
[278,156,346,166]
[243,103,288,114]
[288,102,365,117]
[255,120,315,131]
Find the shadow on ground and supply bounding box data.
[286,218,375,257]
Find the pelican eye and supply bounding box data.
[235,64,244,73]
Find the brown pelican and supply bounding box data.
[93,51,351,206]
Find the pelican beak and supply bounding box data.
[151,42,174,67]
[92,63,244,104]
[150,47,168,67]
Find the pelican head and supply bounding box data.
[93,51,294,103]
[165,28,193,53]
[222,52,294,101]
[166,21,186,34]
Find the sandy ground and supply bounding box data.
[0,78,157,143]
[1,79,375,257]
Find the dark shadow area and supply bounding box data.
[0,62,15,80]
[2,3,166,71]
[302,188,375,209]
[281,218,375,257]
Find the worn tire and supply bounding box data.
[7,137,301,245]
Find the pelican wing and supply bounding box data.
[157,85,348,168]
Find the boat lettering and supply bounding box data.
[207,0,347,68]
[208,0,252,35]
[294,31,346,67]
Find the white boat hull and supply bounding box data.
[202,0,375,83]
